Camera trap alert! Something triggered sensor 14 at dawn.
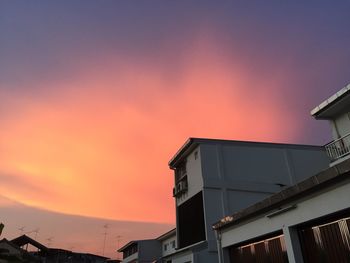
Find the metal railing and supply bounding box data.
[325,133,350,162]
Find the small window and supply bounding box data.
[194,151,198,160]
[171,240,176,248]
[164,244,168,251]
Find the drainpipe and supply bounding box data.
[215,229,224,263]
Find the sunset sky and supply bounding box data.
[1,0,350,258]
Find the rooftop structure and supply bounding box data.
[311,83,350,164]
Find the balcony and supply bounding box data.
[325,133,350,162]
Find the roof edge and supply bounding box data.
[213,158,350,230]
[168,137,324,169]
[156,228,176,241]
[311,83,350,118]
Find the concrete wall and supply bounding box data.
[171,249,193,263]
[219,178,350,263]
[161,235,176,257]
[201,142,328,186]
[176,146,203,206]
[331,112,350,138]
[172,140,328,263]
[199,141,328,256]
[139,240,161,262]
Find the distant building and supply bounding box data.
[0,238,22,257]
[9,235,109,263]
[157,229,176,263]
[116,229,177,263]
[117,239,161,263]
[168,138,328,263]
[214,84,350,263]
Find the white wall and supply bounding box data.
[331,112,350,138]
[161,235,176,257]
[176,146,203,206]
[220,179,350,248]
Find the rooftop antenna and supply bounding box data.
[33,228,40,240]
[18,226,25,235]
[26,228,40,240]
[46,237,54,247]
[102,224,109,256]
[116,235,122,260]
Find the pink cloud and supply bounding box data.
[0,35,301,224]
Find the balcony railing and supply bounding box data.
[325,133,350,162]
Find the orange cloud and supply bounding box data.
[0,36,300,223]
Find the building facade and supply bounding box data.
[118,239,161,263]
[157,229,176,263]
[214,84,350,263]
[168,138,329,263]
[213,156,350,263]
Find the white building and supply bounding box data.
[117,230,176,263]
[213,83,350,263]
[168,138,328,263]
[311,83,350,165]
[157,229,176,263]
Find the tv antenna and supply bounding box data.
[102,224,109,256]
[46,237,54,247]
[26,228,40,240]
[116,235,122,259]
[18,226,25,235]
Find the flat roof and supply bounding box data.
[213,157,350,230]
[169,137,324,169]
[311,83,350,119]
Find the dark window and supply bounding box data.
[177,191,206,248]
